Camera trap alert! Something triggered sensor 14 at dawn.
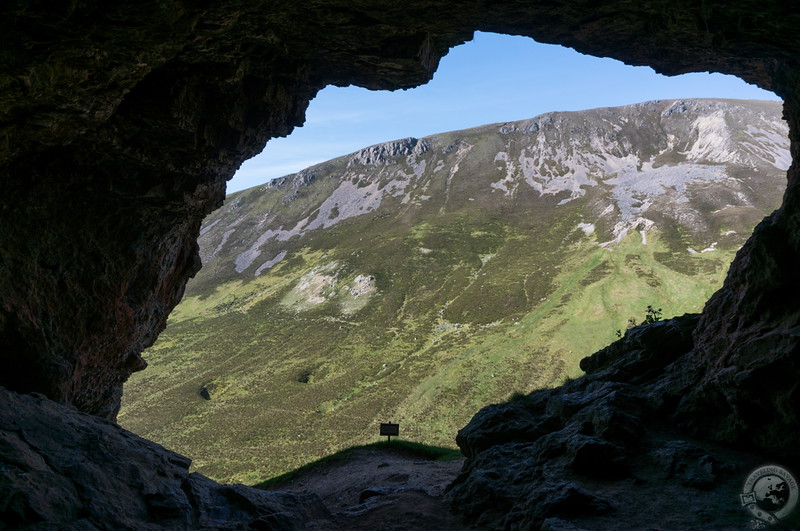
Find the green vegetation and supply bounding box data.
[119,221,740,484]
[616,304,663,337]
[641,305,663,324]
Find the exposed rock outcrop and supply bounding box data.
[350,138,427,166]
[0,387,322,529]
[447,315,800,529]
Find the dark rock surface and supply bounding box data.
[258,446,469,530]
[0,386,323,529]
[2,0,800,529]
[447,315,800,529]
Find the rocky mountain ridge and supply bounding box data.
[207,98,786,281]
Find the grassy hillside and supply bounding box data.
[121,229,734,483]
[119,99,787,483]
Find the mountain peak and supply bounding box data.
[348,137,429,166]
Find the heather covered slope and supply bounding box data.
[119,98,788,483]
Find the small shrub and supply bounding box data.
[616,305,663,337]
[641,305,662,324]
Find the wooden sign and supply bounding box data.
[380,422,399,442]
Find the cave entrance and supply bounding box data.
[118,32,786,485]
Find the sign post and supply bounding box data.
[380,422,399,443]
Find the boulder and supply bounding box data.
[0,387,321,529]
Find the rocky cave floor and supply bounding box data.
[261,446,472,530]
[258,437,781,531]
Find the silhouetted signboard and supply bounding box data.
[380,422,399,442]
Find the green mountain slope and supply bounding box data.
[119,98,788,483]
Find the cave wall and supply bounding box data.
[670,86,800,457]
[1,1,799,460]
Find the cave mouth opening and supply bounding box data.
[117,33,788,485]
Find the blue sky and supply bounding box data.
[229,32,778,193]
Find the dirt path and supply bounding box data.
[263,447,479,529]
